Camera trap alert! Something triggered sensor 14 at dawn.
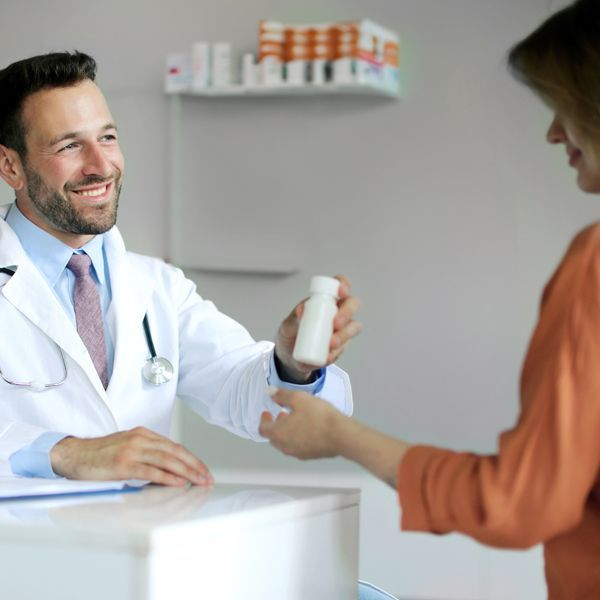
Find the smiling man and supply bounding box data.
[0,51,361,485]
[14,79,123,246]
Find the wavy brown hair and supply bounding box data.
[508,0,600,136]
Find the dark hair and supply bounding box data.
[508,0,600,136]
[0,51,97,157]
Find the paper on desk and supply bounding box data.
[0,476,142,500]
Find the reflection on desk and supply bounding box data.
[0,483,360,600]
[1,484,293,528]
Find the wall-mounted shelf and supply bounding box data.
[175,264,299,276]
[165,17,400,275]
[173,81,400,99]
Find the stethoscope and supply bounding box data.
[0,267,174,391]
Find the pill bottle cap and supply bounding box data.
[309,275,340,298]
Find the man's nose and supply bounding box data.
[81,143,113,178]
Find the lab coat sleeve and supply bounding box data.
[170,268,352,441]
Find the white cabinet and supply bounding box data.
[0,483,360,600]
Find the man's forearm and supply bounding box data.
[333,417,410,489]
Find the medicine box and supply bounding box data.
[333,19,399,93]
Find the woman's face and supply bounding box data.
[546,112,600,193]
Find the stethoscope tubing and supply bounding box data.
[142,314,158,359]
[0,266,69,390]
[0,266,171,389]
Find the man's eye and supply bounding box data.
[101,134,117,142]
[59,143,78,152]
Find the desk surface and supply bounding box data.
[0,483,360,553]
[0,482,360,600]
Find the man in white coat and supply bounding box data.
[0,51,360,485]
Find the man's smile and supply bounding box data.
[69,181,114,201]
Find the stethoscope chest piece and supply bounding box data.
[141,314,173,385]
[143,356,174,385]
[0,266,174,389]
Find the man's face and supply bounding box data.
[17,79,124,246]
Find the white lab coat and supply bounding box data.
[0,203,352,476]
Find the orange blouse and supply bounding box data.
[397,224,600,600]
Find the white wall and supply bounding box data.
[1,1,595,598]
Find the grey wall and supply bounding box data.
[2,1,591,597]
[1,0,596,469]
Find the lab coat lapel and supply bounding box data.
[0,214,108,399]
[104,228,155,406]
[0,204,156,412]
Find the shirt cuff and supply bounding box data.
[268,351,326,395]
[9,432,70,479]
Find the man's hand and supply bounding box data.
[274,275,362,382]
[50,427,213,487]
[259,389,347,459]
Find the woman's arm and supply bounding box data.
[259,390,410,489]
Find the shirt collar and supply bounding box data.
[5,202,107,287]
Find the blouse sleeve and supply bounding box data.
[397,225,600,548]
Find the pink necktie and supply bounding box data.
[67,253,109,389]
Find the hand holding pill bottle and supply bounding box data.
[292,276,340,367]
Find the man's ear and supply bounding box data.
[0,145,25,191]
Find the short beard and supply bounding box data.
[23,164,121,236]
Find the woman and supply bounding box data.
[260,1,600,598]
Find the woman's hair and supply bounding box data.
[0,51,97,158]
[508,0,600,135]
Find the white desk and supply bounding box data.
[0,483,360,600]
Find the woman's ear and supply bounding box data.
[0,145,25,191]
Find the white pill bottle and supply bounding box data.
[292,275,340,367]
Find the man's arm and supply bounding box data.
[173,270,358,439]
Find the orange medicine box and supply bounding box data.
[333,19,399,93]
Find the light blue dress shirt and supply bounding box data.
[6,202,324,478]
[6,203,113,478]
